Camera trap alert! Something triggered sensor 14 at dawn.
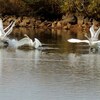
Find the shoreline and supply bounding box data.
[2,15,93,32]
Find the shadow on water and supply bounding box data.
[0,28,100,100]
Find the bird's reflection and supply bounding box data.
[34,49,42,68]
[89,47,100,54]
[0,49,4,80]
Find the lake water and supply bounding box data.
[0,28,100,100]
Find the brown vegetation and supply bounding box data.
[0,0,99,31]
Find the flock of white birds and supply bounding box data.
[0,18,100,52]
[0,18,42,49]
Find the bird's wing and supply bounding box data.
[68,38,89,43]
[4,21,13,31]
[0,19,5,36]
[16,37,33,47]
[93,27,100,40]
[4,37,31,49]
[0,18,3,31]
[33,38,42,48]
[93,40,100,44]
[89,25,95,38]
[0,30,3,37]
[2,21,15,38]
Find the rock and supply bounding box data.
[51,21,57,28]
[56,21,62,29]
[39,22,45,27]
[35,20,42,28]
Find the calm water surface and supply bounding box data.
[0,28,100,100]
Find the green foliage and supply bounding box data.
[61,0,76,13]
[61,0,100,20]
[87,0,100,19]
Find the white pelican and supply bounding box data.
[68,25,100,49]
[0,18,15,40]
[7,34,42,49]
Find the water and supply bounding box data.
[0,28,100,100]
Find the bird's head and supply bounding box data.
[24,34,29,38]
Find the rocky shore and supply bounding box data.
[2,14,93,31]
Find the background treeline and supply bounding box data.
[0,0,100,21]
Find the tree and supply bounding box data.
[61,0,100,20]
[22,0,64,20]
[0,0,28,16]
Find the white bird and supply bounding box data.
[0,18,15,47]
[68,25,100,49]
[0,18,15,40]
[89,25,100,41]
[7,34,42,49]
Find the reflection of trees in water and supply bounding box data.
[11,27,35,39]
[11,27,85,39]
[9,27,90,53]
